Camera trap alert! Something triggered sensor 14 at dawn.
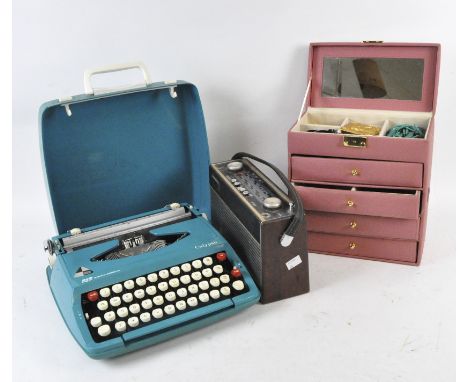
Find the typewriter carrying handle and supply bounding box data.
[83,62,152,95]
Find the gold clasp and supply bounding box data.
[343,136,367,148]
[349,242,357,250]
[351,169,360,176]
[349,221,357,229]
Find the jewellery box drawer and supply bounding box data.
[288,130,431,163]
[295,184,421,220]
[291,156,423,188]
[308,232,418,263]
[305,212,420,240]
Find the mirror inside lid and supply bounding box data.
[309,43,440,112]
[40,75,210,235]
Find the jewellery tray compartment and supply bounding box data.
[289,108,433,162]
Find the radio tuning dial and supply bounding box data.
[227,161,243,171]
[263,197,282,210]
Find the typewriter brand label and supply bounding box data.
[195,240,220,249]
[74,266,93,278]
[285,255,302,270]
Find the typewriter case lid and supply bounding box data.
[307,42,441,113]
[40,63,210,235]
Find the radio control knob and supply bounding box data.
[227,161,243,171]
[263,197,282,209]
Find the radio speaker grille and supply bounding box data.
[211,188,262,286]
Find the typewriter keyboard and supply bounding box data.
[81,252,250,342]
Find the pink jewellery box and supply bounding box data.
[288,42,440,265]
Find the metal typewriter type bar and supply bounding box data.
[81,252,249,343]
[62,205,191,251]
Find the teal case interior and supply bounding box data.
[40,82,210,234]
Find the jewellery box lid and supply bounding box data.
[39,63,210,235]
[307,42,441,113]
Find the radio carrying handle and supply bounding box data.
[231,152,305,247]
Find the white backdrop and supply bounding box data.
[13,1,455,381]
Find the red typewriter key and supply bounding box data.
[216,252,227,262]
[230,267,241,278]
[87,290,99,302]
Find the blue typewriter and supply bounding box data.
[40,63,260,359]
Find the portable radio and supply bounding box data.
[210,152,310,303]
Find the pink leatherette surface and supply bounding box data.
[296,185,420,220]
[291,156,423,188]
[288,42,440,265]
[306,212,420,241]
[308,232,418,263]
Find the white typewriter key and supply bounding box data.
[159,269,170,279]
[213,265,224,274]
[181,263,191,273]
[122,293,133,303]
[146,285,157,296]
[210,277,220,288]
[134,289,145,299]
[177,288,188,298]
[187,297,198,307]
[153,295,164,306]
[97,300,109,311]
[210,290,220,300]
[199,280,209,291]
[152,308,163,319]
[164,305,176,315]
[232,280,245,291]
[180,275,191,285]
[112,283,123,294]
[115,321,126,332]
[165,291,176,302]
[104,311,116,322]
[140,312,151,323]
[192,259,202,269]
[220,274,230,283]
[110,296,121,307]
[170,266,181,276]
[128,317,139,328]
[142,299,153,310]
[191,271,202,281]
[203,256,213,266]
[169,278,180,288]
[124,280,135,290]
[221,286,231,296]
[90,317,102,327]
[202,268,213,278]
[176,301,187,311]
[199,293,209,303]
[98,325,111,337]
[99,287,111,298]
[158,282,169,292]
[147,273,158,283]
[129,304,141,315]
[188,284,199,294]
[117,307,129,318]
[136,277,146,287]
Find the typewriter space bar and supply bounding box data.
[122,299,234,343]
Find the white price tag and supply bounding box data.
[285,255,302,270]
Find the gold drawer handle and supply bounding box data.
[349,242,357,250]
[351,169,360,176]
[347,200,355,207]
[349,221,357,229]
